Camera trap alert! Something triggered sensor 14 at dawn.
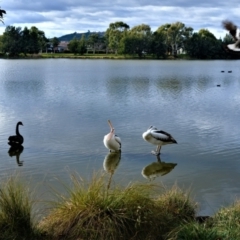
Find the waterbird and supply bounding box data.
[222,20,240,51]
[103,120,121,152]
[141,155,177,181]
[142,126,177,155]
[8,121,24,146]
[8,145,24,166]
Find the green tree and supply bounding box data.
[68,37,79,54]
[120,24,152,58]
[151,31,167,58]
[185,29,225,59]
[0,35,3,52]
[2,26,22,56]
[105,21,129,54]
[78,34,87,55]
[87,33,99,54]
[157,22,193,56]
[21,27,30,55]
[51,37,60,53]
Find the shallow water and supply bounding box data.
[0,59,240,216]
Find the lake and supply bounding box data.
[0,59,240,216]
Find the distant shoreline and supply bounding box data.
[1,53,238,60]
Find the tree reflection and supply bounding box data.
[141,155,177,181]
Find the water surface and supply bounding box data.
[0,59,240,216]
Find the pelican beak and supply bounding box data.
[108,120,113,130]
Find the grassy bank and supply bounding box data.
[0,174,240,240]
[0,52,190,60]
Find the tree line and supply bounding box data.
[0,19,234,59]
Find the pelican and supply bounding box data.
[142,156,177,181]
[222,20,240,51]
[103,120,121,152]
[142,126,177,155]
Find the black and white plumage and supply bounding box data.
[142,126,177,155]
[8,121,24,147]
[103,120,121,152]
[222,20,240,51]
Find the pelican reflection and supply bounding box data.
[103,152,121,189]
[142,155,177,181]
[8,145,24,166]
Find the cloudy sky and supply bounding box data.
[1,0,240,39]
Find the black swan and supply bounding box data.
[8,145,24,166]
[8,121,24,146]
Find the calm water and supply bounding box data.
[0,59,240,216]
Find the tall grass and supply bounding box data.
[0,175,42,240]
[168,200,240,240]
[39,173,196,240]
[211,200,240,239]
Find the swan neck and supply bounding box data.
[16,123,20,136]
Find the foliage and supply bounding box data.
[87,33,106,53]
[78,34,87,55]
[168,221,220,240]
[211,200,240,239]
[157,22,193,56]
[184,29,227,59]
[2,26,22,56]
[105,21,130,54]
[0,175,42,240]
[67,36,87,55]
[1,25,47,56]
[0,19,235,59]
[39,173,196,240]
[151,31,167,58]
[1,173,240,239]
[120,24,152,58]
[51,37,60,53]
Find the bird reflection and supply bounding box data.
[142,155,177,181]
[103,152,121,189]
[8,145,24,166]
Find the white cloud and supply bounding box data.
[1,0,240,38]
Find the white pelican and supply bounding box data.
[103,120,121,152]
[222,20,240,51]
[142,126,177,155]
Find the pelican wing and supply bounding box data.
[114,135,121,146]
[151,130,171,142]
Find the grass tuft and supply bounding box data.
[39,173,196,240]
[0,175,42,240]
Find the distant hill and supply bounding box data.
[58,31,105,41]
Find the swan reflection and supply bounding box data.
[8,145,24,166]
[103,152,121,189]
[142,155,177,181]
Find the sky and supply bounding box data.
[1,0,240,39]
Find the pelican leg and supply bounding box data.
[151,145,161,156]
